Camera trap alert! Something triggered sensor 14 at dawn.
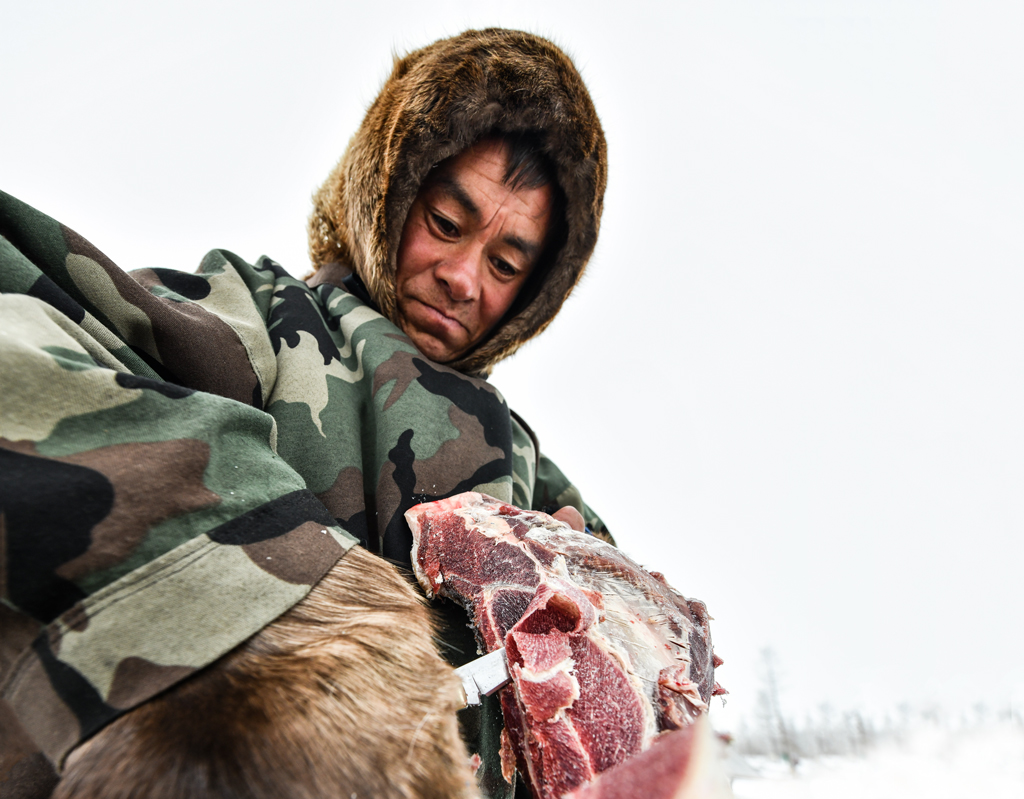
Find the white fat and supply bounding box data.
[410,548,432,597]
[671,679,709,716]
[584,587,698,746]
[453,506,513,539]
[518,656,576,684]
[528,524,617,553]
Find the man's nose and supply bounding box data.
[436,248,481,302]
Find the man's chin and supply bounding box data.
[405,329,464,364]
[396,304,472,363]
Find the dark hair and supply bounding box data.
[501,130,557,191]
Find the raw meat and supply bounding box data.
[562,716,732,799]
[407,492,723,799]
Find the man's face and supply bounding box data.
[394,138,554,363]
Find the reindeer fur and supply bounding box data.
[54,547,479,799]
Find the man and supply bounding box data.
[309,131,590,536]
[0,28,607,798]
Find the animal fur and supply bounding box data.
[53,546,480,799]
[307,28,608,376]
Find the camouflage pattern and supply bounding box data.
[0,189,609,781]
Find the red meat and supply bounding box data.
[407,492,721,799]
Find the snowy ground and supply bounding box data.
[728,722,1024,799]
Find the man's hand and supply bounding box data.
[551,506,585,532]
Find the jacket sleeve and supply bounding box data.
[0,189,284,409]
[0,191,357,770]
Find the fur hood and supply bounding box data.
[307,28,607,375]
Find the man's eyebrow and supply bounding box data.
[432,175,479,218]
[503,234,540,261]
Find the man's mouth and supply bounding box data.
[412,298,467,335]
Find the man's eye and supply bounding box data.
[432,214,458,237]
[492,259,518,278]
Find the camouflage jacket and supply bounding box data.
[0,190,609,784]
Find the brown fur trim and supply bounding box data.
[55,547,479,799]
[308,28,607,376]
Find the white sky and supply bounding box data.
[5,1,1022,731]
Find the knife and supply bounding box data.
[454,647,511,707]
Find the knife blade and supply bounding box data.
[454,647,511,707]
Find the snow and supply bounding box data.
[729,723,1024,799]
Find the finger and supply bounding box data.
[551,506,585,532]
